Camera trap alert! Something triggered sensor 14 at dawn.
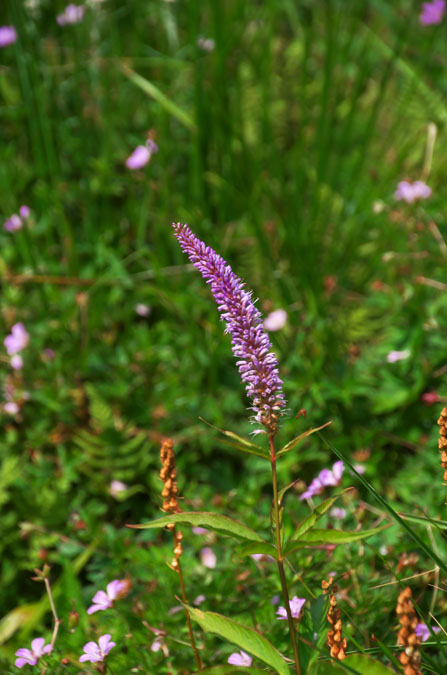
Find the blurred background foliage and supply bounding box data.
[0,0,446,670]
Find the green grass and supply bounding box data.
[0,0,446,672]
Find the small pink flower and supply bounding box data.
[109,480,127,497]
[4,214,22,232]
[10,354,23,370]
[300,461,344,500]
[0,26,17,48]
[192,526,208,535]
[330,507,347,520]
[193,594,206,606]
[125,140,158,170]
[420,0,445,25]
[263,309,288,332]
[421,391,439,405]
[415,622,441,641]
[276,596,306,620]
[135,303,150,317]
[79,634,115,663]
[4,323,29,355]
[57,4,85,26]
[87,580,126,614]
[394,180,431,204]
[4,401,19,415]
[197,36,215,52]
[228,650,253,666]
[19,205,30,219]
[200,547,216,569]
[15,637,52,668]
[387,349,411,363]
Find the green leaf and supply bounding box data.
[293,494,343,540]
[234,542,278,560]
[200,418,270,460]
[277,479,300,506]
[276,422,332,458]
[127,512,266,543]
[285,525,388,555]
[185,606,289,675]
[312,654,396,674]
[399,512,447,530]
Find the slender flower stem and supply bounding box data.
[174,534,203,671]
[40,577,61,675]
[270,436,301,675]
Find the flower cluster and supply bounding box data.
[172,223,286,433]
[419,0,445,25]
[299,461,344,500]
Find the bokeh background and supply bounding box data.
[0,0,446,670]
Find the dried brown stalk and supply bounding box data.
[322,578,347,661]
[437,407,447,485]
[396,587,422,675]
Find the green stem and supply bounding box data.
[269,435,301,675]
[174,533,203,671]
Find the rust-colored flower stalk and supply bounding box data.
[322,578,347,661]
[159,438,183,570]
[396,587,422,675]
[437,407,447,485]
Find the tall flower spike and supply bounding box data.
[437,407,447,486]
[172,223,286,434]
[396,587,422,675]
[322,578,347,661]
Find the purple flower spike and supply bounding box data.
[276,596,306,620]
[420,0,445,25]
[87,579,125,614]
[228,650,253,666]
[0,26,17,48]
[79,634,115,663]
[172,223,286,433]
[15,637,52,668]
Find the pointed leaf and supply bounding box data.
[292,490,351,541]
[277,422,332,458]
[277,479,300,506]
[399,512,447,530]
[127,512,266,543]
[185,605,289,675]
[285,525,388,555]
[234,542,278,560]
[200,418,270,459]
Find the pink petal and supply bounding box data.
[125,145,150,170]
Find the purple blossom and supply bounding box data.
[125,140,158,170]
[200,547,217,569]
[87,580,125,614]
[79,634,115,663]
[0,26,17,48]
[276,596,306,620]
[228,650,253,666]
[299,461,344,500]
[19,205,30,219]
[192,526,208,535]
[193,594,206,606]
[387,349,411,363]
[172,223,286,432]
[109,480,127,497]
[4,323,29,355]
[330,507,347,520]
[15,638,52,668]
[394,180,432,203]
[415,622,441,641]
[135,303,150,317]
[57,4,85,26]
[420,0,445,25]
[3,214,22,232]
[4,401,19,415]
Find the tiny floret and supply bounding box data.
[394,180,431,203]
[276,596,306,620]
[300,461,344,500]
[0,26,17,48]
[419,0,445,25]
[4,323,29,355]
[172,223,286,433]
[200,547,217,569]
[79,634,115,663]
[415,622,441,642]
[57,4,85,26]
[87,580,126,614]
[228,650,253,666]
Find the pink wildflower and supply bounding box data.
[419,0,445,25]
[193,594,206,606]
[415,622,441,641]
[19,205,30,219]
[4,214,22,232]
[79,634,115,663]
[4,323,29,355]
[394,180,431,204]
[300,461,344,500]
[387,349,411,363]
[57,4,85,26]
[10,355,23,370]
[276,596,306,620]
[15,638,52,668]
[228,650,253,666]
[109,480,127,497]
[135,303,150,317]
[330,507,347,520]
[4,401,19,415]
[87,580,126,614]
[263,309,288,332]
[200,547,216,569]
[0,26,17,48]
[421,391,439,405]
[125,140,158,170]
